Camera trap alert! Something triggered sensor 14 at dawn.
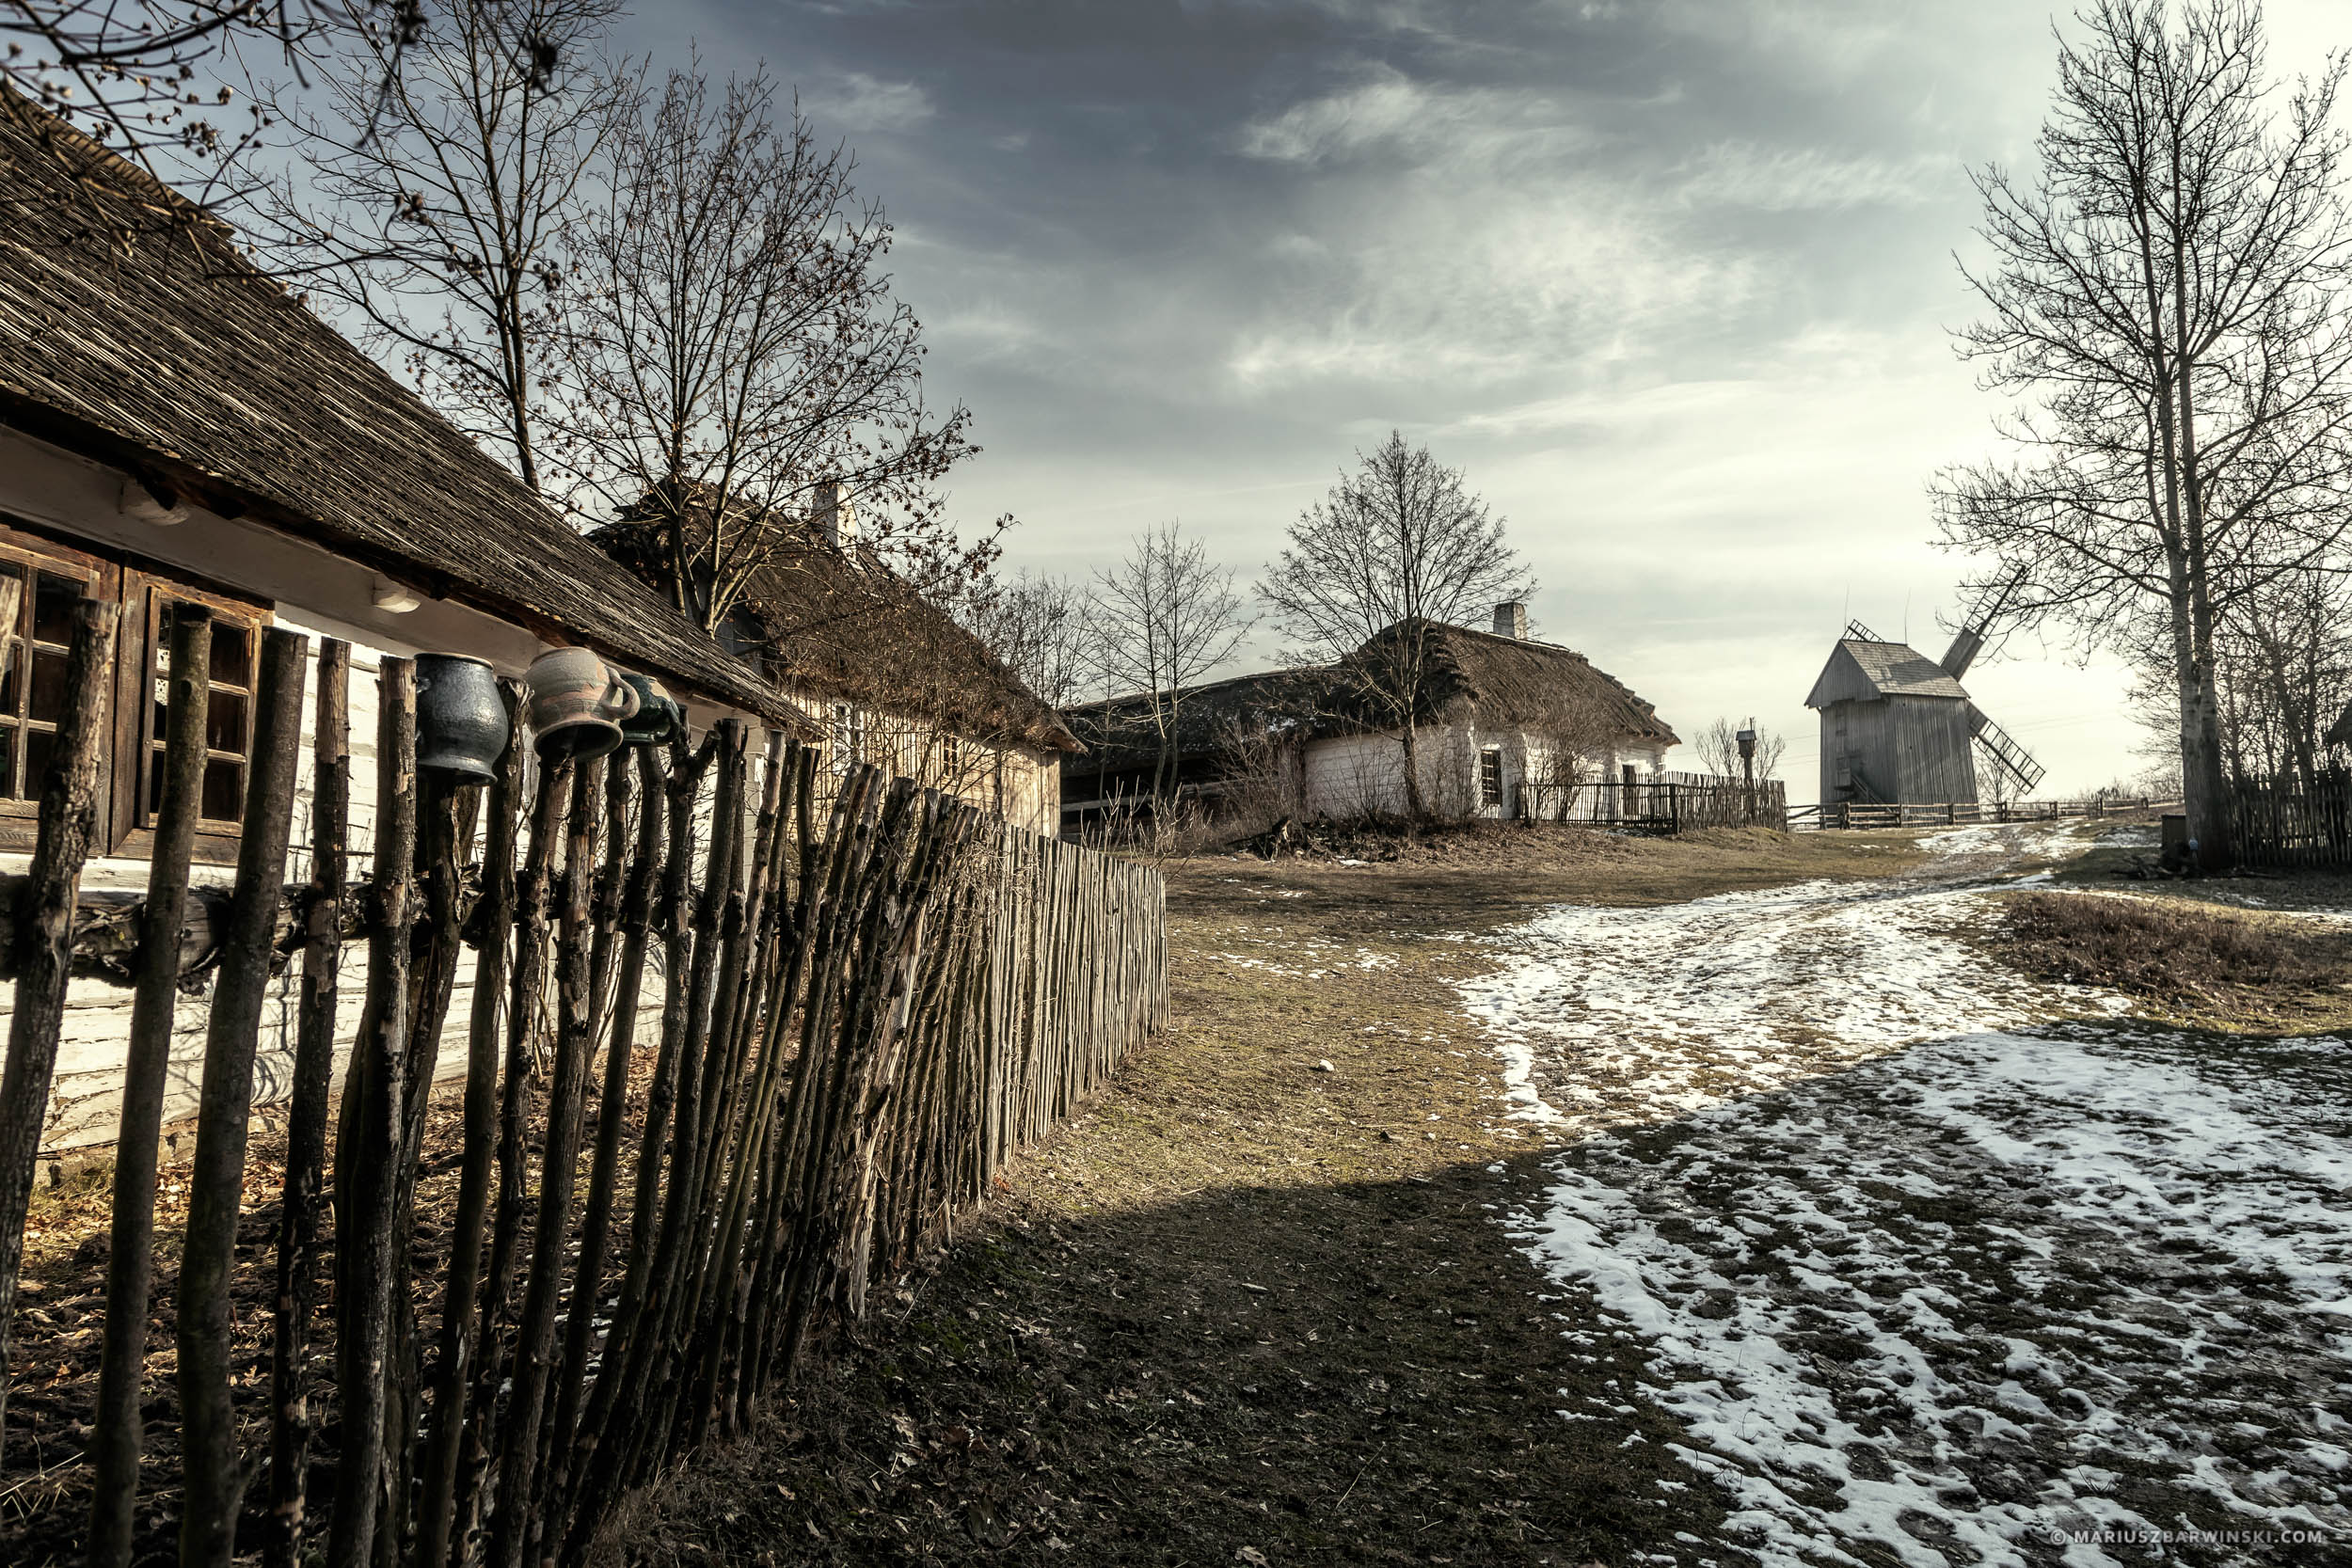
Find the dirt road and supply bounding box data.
[607,823,2350,1568]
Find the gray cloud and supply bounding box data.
[638,0,2345,797]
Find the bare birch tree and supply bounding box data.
[553,64,983,633]
[1936,0,2352,867]
[249,0,629,491]
[1260,432,1530,820]
[1089,523,1250,800]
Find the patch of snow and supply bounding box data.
[1460,818,2352,1564]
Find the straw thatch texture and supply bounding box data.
[592,513,1075,754]
[0,91,796,727]
[1064,620,1675,781]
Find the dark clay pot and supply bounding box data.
[415,654,508,780]
[618,673,684,747]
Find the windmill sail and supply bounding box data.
[1939,626,1984,680]
[1964,703,2045,794]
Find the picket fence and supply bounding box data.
[1522,774,1788,832]
[0,602,1167,1568]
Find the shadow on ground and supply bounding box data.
[598,1152,1725,1568]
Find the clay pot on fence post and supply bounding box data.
[525,648,639,761]
[617,673,684,748]
[416,655,509,780]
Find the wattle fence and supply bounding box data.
[0,602,1166,1568]
[2224,769,2352,868]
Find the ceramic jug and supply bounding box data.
[415,654,508,780]
[617,673,684,747]
[525,647,639,761]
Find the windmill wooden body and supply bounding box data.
[1805,619,2044,806]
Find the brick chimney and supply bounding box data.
[811,480,857,551]
[1493,601,1528,640]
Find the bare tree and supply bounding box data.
[0,0,358,186]
[960,568,1092,709]
[1089,522,1250,800]
[1260,432,1531,819]
[1936,0,2352,867]
[1693,717,1787,781]
[249,0,629,491]
[1520,684,1625,821]
[554,64,983,632]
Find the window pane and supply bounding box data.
[205,689,246,754]
[209,625,250,688]
[0,724,14,799]
[29,648,70,723]
[32,572,84,645]
[147,748,165,816]
[151,673,168,748]
[24,727,54,799]
[200,756,244,822]
[0,638,20,719]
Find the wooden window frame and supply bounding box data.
[1479,745,1504,810]
[111,569,272,865]
[0,514,272,862]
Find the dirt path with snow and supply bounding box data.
[1465,825,2352,1568]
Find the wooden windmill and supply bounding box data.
[1804,595,2044,807]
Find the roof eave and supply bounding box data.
[0,389,809,733]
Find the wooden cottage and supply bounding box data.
[1804,634,1979,805]
[1061,604,1678,829]
[0,101,806,1151]
[592,491,1076,837]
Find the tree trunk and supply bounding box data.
[1399,718,1428,821]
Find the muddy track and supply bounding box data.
[1469,824,2352,1568]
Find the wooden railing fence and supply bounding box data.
[1786,797,2155,832]
[0,605,1166,1568]
[1522,776,1788,832]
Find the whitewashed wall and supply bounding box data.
[1302,724,1669,822]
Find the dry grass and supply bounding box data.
[1994,890,2352,1032]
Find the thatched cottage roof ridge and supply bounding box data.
[591,505,1077,753]
[1061,616,1677,775]
[1370,619,1679,745]
[0,89,799,727]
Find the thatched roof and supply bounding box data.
[0,91,799,728]
[1805,639,1969,707]
[1064,619,1676,777]
[591,509,1076,754]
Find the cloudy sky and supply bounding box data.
[628,0,2346,800]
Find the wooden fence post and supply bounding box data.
[326,657,418,1568]
[263,638,349,1568]
[414,684,523,1568]
[0,598,116,1463]
[177,626,308,1568]
[86,605,209,1568]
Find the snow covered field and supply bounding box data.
[1461,826,2352,1567]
